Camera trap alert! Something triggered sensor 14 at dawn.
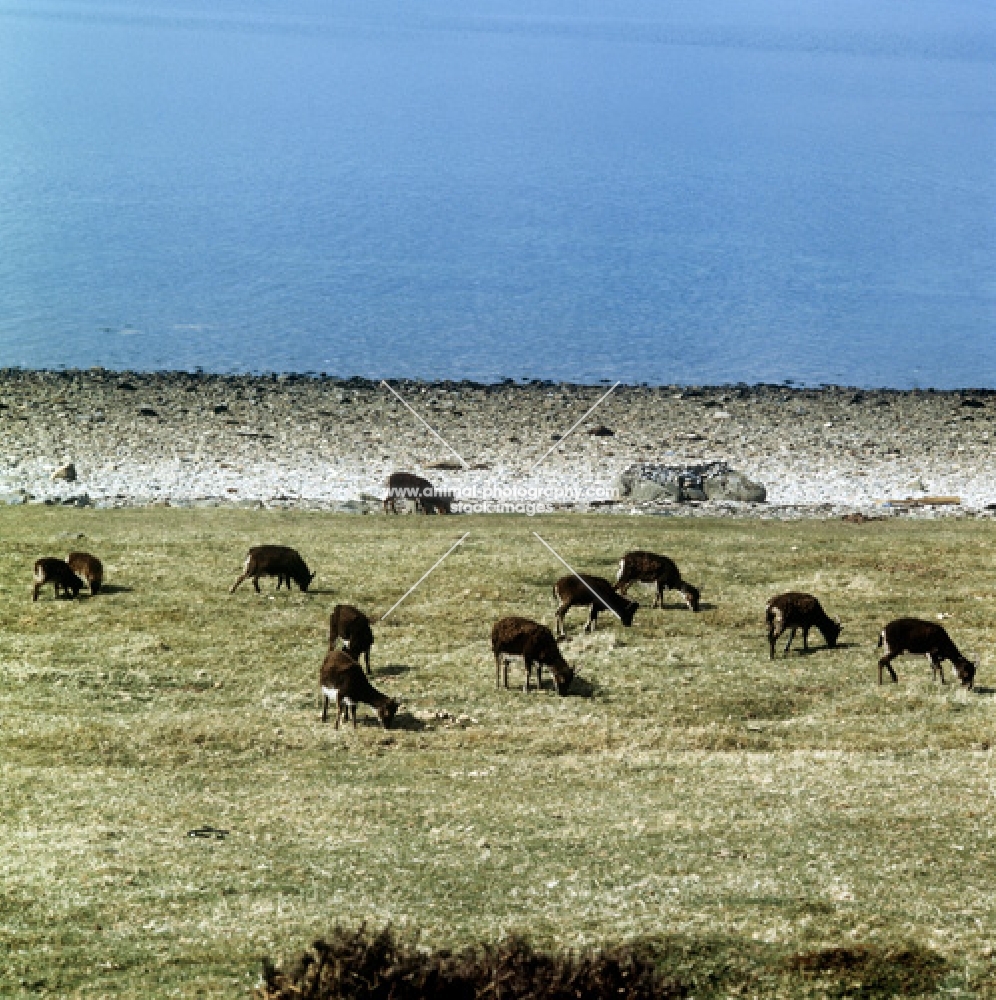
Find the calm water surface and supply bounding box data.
[1,1,994,386]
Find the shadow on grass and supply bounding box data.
[786,640,862,656]
[768,640,861,658]
[391,713,427,732]
[377,663,412,677]
[971,685,996,696]
[259,926,951,1000]
[96,584,133,595]
[567,675,599,698]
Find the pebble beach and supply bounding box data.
[1,369,993,518]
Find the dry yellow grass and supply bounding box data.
[1,507,994,997]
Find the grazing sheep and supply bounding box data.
[383,472,453,514]
[329,604,375,674]
[614,550,700,611]
[765,592,842,659]
[491,616,575,695]
[553,574,638,638]
[32,558,85,602]
[67,551,103,595]
[320,649,399,728]
[230,545,315,593]
[878,618,975,688]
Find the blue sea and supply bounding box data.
[1,0,994,387]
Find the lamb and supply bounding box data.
[320,649,399,728]
[877,617,976,688]
[230,545,315,593]
[491,616,575,695]
[765,592,841,659]
[553,574,639,638]
[614,551,700,611]
[67,551,103,595]
[329,604,375,674]
[383,471,453,514]
[32,557,85,602]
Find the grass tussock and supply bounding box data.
[786,944,947,997]
[258,926,680,1000]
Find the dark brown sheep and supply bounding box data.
[765,592,842,659]
[230,545,315,593]
[553,574,638,638]
[67,551,103,595]
[329,604,375,674]
[320,649,399,728]
[383,471,453,514]
[878,618,975,688]
[491,616,575,695]
[614,550,700,611]
[32,558,85,602]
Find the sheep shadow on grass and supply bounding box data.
[390,713,428,732]
[377,663,412,677]
[566,675,599,699]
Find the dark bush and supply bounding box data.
[257,925,686,1000]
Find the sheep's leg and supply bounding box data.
[654,581,663,609]
[334,698,343,730]
[351,704,358,729]
[252,576,261,593]
[32,583,40,602]
[495,653,502,689]
[536,663,544,689]
[555,604,569,638]
[802,627,810,653]
[585,607,597,633]
[523,659,532,693]
[878,654,899,684]
[930,653,946,684]
[322,694,329,723]
[768,625,781,660]
[783,628,797,655]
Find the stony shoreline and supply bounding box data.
[1,368,994,518]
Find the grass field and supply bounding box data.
[1,507,995,998]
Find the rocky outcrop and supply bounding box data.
[616,462,766,504]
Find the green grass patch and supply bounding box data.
[1,508,995,997]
